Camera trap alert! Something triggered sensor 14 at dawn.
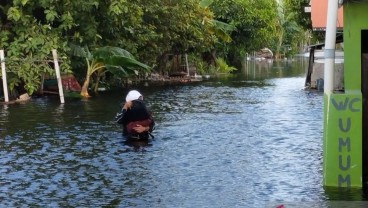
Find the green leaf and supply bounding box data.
[7,7,21,21]
[200,0,214,8]
[21,0,29,6]
[45,10,58,22]
[93,46,135,60]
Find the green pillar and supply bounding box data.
[323,2,368,188]
[323,93,362,187]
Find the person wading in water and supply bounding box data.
[115,90,155,140]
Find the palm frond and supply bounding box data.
[104,56,150,70]
[104,65,130,77]
[69,43,91,58]
[93,46,135,60]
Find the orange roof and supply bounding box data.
[311,0,344,31]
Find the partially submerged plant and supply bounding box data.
[215,57,237,74]
[71,46,150,97]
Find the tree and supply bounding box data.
[0,0,290,95]
[278,0,313,56]
[210,0,279,67]
[282,0,312,31]
[1,0,226,88]
[130,0,222,72]
[71,46,150,97]
[0,1,71,95]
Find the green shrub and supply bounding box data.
[215,58,238,73]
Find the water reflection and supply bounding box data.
[1,58,366,207]
[324,187,365,201]
[243,57,308,80]
[0,105,9,136]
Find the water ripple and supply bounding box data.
[0,64,348,207]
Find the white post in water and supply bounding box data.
[0,50,9,102]
[185,54,190,76]
[324,0,339,94]
[52,49,65,104]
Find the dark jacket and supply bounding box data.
[116,100,154,139]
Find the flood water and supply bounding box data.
[0,58,365,207]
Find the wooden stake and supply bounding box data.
[0,50,9,102]
[185,54,190,76]
[52,49,65,104]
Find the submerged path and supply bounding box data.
[0,60,343,207]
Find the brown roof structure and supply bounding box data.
[311,0,344,31]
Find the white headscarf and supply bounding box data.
[125,90,142,102]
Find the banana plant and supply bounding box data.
[71,45,150,97]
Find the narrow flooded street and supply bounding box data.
[0,58,358,207]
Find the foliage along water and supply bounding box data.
[0,57,365,207]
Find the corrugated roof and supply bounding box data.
[311,0,344,31]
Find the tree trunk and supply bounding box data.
[156,52,170,75]
[275,29,284,60]
[202,50,217,66]
[94,71,101,93]
[80,75,90,97]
